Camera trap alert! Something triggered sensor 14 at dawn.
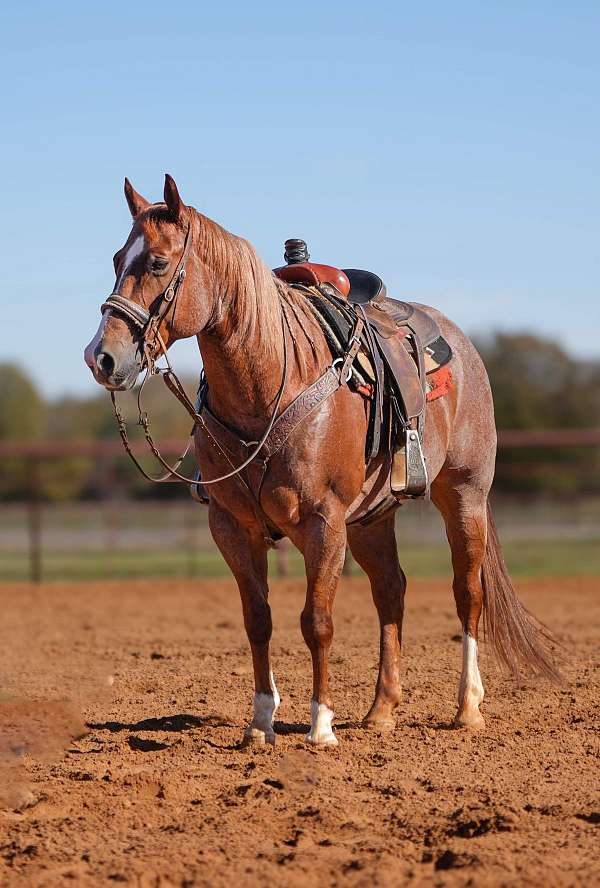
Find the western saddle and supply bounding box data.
[192,239,452,507]
[273,239,452,499]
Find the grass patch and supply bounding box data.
[1,537,599,583]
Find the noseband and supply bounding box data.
[100,222,194,366]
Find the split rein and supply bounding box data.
[100,225,364,499]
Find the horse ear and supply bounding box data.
[124,178,150,219]
[164,173,186,222]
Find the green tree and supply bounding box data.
[0,364,46,499]
[0,363,45,441]
[475,333,593,429]
[476,334,600,494]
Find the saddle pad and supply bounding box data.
[300,285,453,419]
[426,365,453,402]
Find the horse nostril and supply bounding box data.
[96,351,115,378]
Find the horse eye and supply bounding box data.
[149,256,169,274]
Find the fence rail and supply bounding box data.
[2,429,599,583]
[2,427,600,459]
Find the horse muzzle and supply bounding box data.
[84,342,141,391]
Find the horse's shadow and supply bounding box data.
[273,721,309,736]
[273,720,363,735]
[87,713,230,734]
[85,713,454,751]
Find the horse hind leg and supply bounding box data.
[347,515,405,731]
[431,478,487,729]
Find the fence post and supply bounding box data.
[28,456,42,584]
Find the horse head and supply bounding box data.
[84,175,211,390]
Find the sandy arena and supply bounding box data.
[0,575,598,887]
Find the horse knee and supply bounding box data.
[301,605,333,650]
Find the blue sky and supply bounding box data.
[1,1,599,397]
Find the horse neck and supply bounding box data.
[199,323,285,436]
[194,221,296,434]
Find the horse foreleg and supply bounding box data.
[208,502,279,745]
[431,477,487,729]
[348,515,405,731]
[294,512,346,747]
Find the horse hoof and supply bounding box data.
[362,717,396,733]
[304,731,339,748]
[454,710,485,730]
[243,727,276,746]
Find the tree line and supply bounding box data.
[1,332,599,500]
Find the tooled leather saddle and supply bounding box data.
[192,239,453,509]
[273,239,453,499]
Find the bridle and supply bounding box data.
[98,217,289,489]
[101,220,194,371]
[96,216,363,545]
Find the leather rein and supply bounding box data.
[99,222,363,539]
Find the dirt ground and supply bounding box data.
[0,575,598,887]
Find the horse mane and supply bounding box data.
[144,204,323,372]
[191,210,285,351]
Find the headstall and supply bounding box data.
[99,224,362,546]
[99,221,290,489]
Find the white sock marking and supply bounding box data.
[459,632,484,710]
[305,699,338,746]
[245,671,280,744]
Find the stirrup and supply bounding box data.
[391,429,428,499]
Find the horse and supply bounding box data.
[84,174,559,747]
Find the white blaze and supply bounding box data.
[115,234,145,290]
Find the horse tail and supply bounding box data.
[481,501,562,682]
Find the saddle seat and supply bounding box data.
[273,262,351,297]
[274,260,447,358]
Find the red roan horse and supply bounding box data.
[84,175,559,747]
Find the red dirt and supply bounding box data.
[0,576,598,887]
